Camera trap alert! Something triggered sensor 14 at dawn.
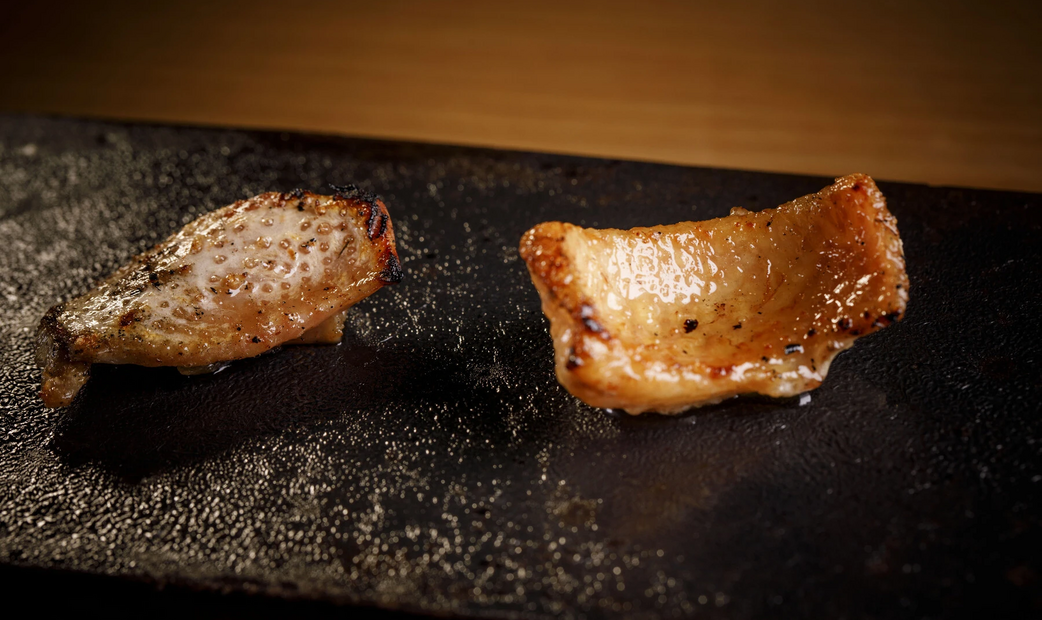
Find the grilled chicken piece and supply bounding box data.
[520,174,908,414]
[37,187,402,408]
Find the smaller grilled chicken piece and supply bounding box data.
[520,174,908,414]
[37,187,402,408]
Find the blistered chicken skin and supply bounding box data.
[37,186,401,408]
[520,174,908,414]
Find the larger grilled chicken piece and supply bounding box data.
[37,187,402,408]
[520,174,908,414]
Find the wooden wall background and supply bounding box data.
[1,0,1039,192]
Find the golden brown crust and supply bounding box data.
[520,174,909,414]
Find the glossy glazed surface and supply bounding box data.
[37,189,401,407]
[521,174,908,413]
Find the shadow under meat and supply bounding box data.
[50,316,557,481]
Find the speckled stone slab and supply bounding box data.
[0,115,1039,618]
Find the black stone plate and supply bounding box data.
[0,116,1039,619]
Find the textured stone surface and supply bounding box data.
[0,115,1040,618]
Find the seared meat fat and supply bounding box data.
[37,187,401,407]
[520,174,908,414]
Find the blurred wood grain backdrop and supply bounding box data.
[1,0,1039,192]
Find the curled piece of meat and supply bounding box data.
[37,186,402,408]
[519,174,909,415]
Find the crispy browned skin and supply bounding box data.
[37,187,402,408]
[519,174,909,414]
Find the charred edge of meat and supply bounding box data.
[36,304,92,397]
[37,306,92,408]
[287,188,306,199]
[330,183,380,207]
[379,252,404,283]
[520,224,593,339]
[36,304,70,367]
[366,203,391,241]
